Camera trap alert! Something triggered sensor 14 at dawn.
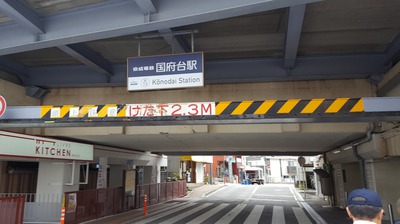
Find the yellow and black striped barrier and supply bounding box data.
[215,98,363,116]
[36,98,364,120]
[1,97,400,127]
[37,98,364,120]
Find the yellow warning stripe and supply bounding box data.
[232,101,253,115]
[350,99,364,112]
[254,100,276,114]
[216,102,231,115]
[97,104,117,117]
[301,99,324,114]
[278,99,300,114]
[60,105,74,118]
[325,98,349,113]
[41,106,53,118]
[118,106,127,117]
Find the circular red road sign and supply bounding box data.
[0,95,6,117]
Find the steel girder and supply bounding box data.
[0,0,322,55]
[24,54,389,88]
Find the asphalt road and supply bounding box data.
[128,184,328,224]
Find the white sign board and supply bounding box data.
[0,131,93,161]
[127,53,204,91]
[287,166,297,175]
[126,102,215,117]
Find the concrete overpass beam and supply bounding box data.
[377,61,400,96]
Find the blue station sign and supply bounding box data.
[127,52,204,91]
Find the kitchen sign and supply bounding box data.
[0,131,93,161]
[127,52,204,91]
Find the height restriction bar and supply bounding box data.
[0,97,400,127]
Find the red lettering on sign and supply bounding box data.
[188,104,198,116]
[129,105,141,117]
[171,104,182,116]
[157,104,168,116]
[201,103,213,115]
[34,145,72,158]
[143,105,155,116]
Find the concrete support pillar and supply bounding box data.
[332,163,346,208]
[195,162,204,184]
[156,166,161,183]
[363,159,377,191]
[96,157,108,189]
[167,156,181,179]
[36,161,80,202]
[151,165,157,183]
[228,160,233,183]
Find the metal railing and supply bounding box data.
[65,180,186,224]
[0,195,25,224]
[0,193,62,224]
[0,181,186,224]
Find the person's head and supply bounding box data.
[346,189,384,223]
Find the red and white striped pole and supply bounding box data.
[60,196,66,224]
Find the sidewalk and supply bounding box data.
[185,182,227,198]
[294,188,352,224]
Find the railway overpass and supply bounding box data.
[0,0,400,222]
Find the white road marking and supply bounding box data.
[293,207,313,224]
[244,205,264,224]
[134,202,196,224]
[242,185,259,204]
[187,203,229,224]
[215,204,246,224]
[159,203,213,224]
[272,206,285,224]
[253,194,293,198]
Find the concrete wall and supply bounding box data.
[42,79,376,105]
[374,158,400,220]
[341,163,362,193]
[0,80,39,106]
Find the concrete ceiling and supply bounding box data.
[1,0,400,156]
[63,130,366,156]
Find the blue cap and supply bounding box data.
[347,189,382,207]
